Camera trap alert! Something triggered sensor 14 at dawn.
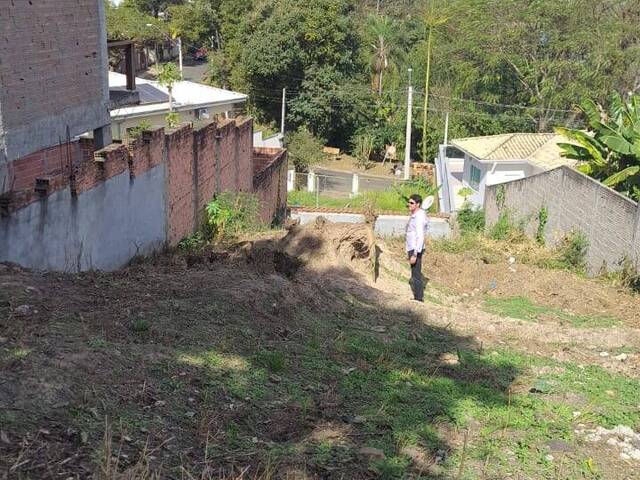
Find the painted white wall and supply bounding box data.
[462,156,536,208]
[111,105,231,140]
[462,155,489,207]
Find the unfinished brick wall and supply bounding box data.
[236,118,254,192]
[1,117,290,270]
[253,148,288,224]
[165,126,196,245]
[5,142,80,191]
[484,166,640,273]
[0,0,110,166]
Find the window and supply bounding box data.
[469,164,482,190]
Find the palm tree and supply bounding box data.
[368,15,393,96]
[556,93,640,200]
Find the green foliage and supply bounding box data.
[557,230,589,273]
[166,0,217,48]
[489,210,523,241]
[557,93,640,201]
[204,192,262,241]
[178,231,206,251]
[457,202,485,235]
[484,296,618,328]
[393,176,439,207]
[495,184,507,210]
[457,186,473,199]
[288,176,438,213]
[165,111,180,128]
[285,127,325,173]
[352,132,374,169]
[131,318,151,333]
[255,350,286,373]
[157,62,181,91]
[106,3,169,43]
[609,257,640,293]
[126,120,152,140]
[117,0,640,160]
[535,206,548,245]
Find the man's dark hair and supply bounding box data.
[409,193,423,205]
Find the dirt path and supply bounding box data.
[375,243,640,379]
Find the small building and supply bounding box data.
[435,133,578,213]
[108,72,248,140]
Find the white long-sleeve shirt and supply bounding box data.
[406,208,427,254]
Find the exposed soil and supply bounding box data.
[423,248,640,327]
[1,219,639,479]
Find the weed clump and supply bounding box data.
[456,202,485,235]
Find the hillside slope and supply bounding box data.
[1,220,639,479]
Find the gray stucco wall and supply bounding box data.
[0,165,166,272]
[484,166,640,274]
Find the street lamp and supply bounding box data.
[145,23,183,77]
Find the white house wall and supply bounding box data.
[111,105,231,140]
[462,155,489,207]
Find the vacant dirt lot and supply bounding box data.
[1,221,639,479]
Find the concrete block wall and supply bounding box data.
[0,118,276,272]
[0,0,110,173]
[484,166,640,273]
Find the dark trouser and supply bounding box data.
[409,251,424,301]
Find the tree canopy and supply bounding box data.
[109,0,640,162]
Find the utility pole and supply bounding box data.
[177,37,183,77]
[280,87,286,136]
[444,111,449,147]
[404,68,413,180]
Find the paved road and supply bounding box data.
[181,61,209,83]
[314,168,401,194]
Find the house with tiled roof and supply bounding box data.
[435,133,578,212]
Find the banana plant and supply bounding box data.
[556,93,640,200]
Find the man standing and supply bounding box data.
[406,194,427,302]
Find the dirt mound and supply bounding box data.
[236,217,377,280]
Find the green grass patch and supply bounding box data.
[484,296,619,328]
[288,186,438,214]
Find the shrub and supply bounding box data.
[490,211,514,241]
[126,120,152,140]
[255,350,285,372]
[535,206,549,245]
[165,111,180,128]
[457,202,485,235]
[351,132,374,169]
[458,186,473,200]
[178,231,206,251]
[286,127,325,172]
[204,192,262,241]
[557,229,589,272]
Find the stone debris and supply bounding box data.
[614,353,629,362]
[576,425,640,461]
